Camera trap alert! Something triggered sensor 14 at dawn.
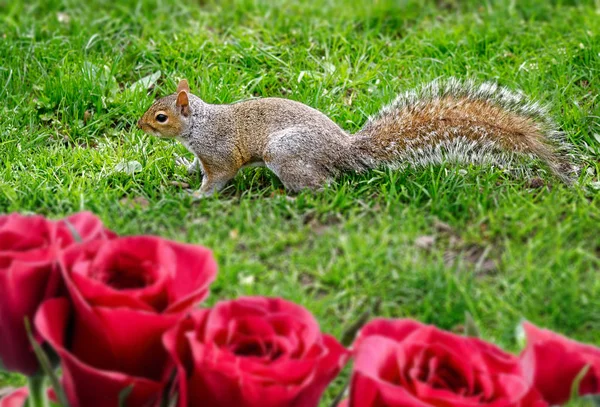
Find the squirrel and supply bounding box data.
[137,78,576,197]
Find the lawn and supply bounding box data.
[0,0,599,404]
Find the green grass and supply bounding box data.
[1,0,599,404]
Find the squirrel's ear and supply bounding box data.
[177,79,190,94]
[176,90,190,117]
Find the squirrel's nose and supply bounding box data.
[136,119,142,129]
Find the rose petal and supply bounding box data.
[61,236,215,314]
[0,386,58,407]
[349,319,542,407]
[292,335,349,407]
[59,212,116,243]
[351,335,430,406]
[0,214,51,252]
[353,335,404,384]
[163,241,217,313]
[67,305,179,381]
[163,312,209,407]
[0,251,61,375]
[349,370,429,407]
[69,268,156,312]
[0,387,28,407]
[64,238,172,312]
[520,322,600,405]
[165,298,347,407]
[205,297,320,353]
[354,318,424,350]
[35,298,164,407]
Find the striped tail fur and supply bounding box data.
[351,78,578,183]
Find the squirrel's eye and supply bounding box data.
[156,114,168,123]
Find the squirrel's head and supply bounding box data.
[137,79,194,138]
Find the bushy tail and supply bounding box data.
[351,78,578,183]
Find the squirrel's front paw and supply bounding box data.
[174,154,201,175]
[185,189,208,201]
[174,154,191,167]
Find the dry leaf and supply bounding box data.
[130,71,161,92]
[433,220,453,234]
[83,110,92,124]
[114,160,142,175]
[57,12,71,24]
[415,235,435,250]
[119,196,149,209]
[169,181,190,189]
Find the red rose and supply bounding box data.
[36,298,166,407]
[35,236,217,407]
[0,211,114,253]
[520,322,600,405]
[0,212,114,374]
[163,297,349,407]
[347,319,547,407]
[0,388,28,407]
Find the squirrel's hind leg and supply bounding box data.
[264,128,334,192]
[266,158,329,192]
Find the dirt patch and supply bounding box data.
[119,196,150,209]
[415,218,500,275]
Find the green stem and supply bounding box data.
[26,374,48,407]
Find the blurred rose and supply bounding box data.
[164,297,349,407]
[0,212,114,375]
[0,386,57,407]
[35,236,217,407]
[0,388,28,407]
[347,319,547,407]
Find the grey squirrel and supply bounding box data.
[137,78,576,197]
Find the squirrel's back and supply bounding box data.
[352,78,576,183]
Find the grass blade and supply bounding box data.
[62,219,82,244]
[340,299,381,347]
[464,312,480,338]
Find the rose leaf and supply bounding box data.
[129,71,161,92]
[118,385,134,407]
[24,318,70,407]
